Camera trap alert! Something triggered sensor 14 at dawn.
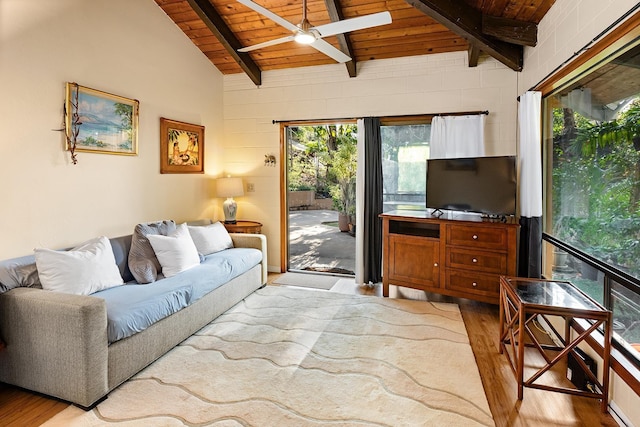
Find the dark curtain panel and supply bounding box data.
[363,117,383,283]
[518,216,542,278]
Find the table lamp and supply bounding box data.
[216,176,244,224]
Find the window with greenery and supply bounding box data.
[543,41,640,359]
[381,124,431,212]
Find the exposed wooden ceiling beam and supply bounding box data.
[468,44,480,67]
[186,0,262,86]
[482,15,538,47]
[323,0,357,77]
[404,0,523,71]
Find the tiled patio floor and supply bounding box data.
[288,209,355,275]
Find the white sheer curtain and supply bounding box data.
[519,91,542,217]
[355,118,365,284]
[429,115,486,159]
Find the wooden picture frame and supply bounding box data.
[65,82,139,155]
[160,118,205,174]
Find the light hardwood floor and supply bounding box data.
[0,273,619,426]
[329,276,618,427]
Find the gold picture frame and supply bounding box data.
[65,82,139,155]
[160,118,205,174]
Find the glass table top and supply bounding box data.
[505,279,604,311]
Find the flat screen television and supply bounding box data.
[426,155,517,216]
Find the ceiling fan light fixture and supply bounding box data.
[294,30,316,44]
[294,18,317,44]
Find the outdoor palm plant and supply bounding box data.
[328,137,357,224]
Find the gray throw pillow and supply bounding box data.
[14,263,41,287]
[0,258,42,294]
[128,220,176,284]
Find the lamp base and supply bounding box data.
[223,197,238,224]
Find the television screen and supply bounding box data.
[426,155,517,216]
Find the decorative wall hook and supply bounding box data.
[264,154,276,167]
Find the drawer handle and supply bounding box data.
[472,282,478,287]
[472,234,478,240]
[472,258,478,263]
[434,263,438,267]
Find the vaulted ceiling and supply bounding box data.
[154,0,556,85]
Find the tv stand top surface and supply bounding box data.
[381,209,518,225]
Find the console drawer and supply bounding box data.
[445,269,500,296]
[446,247,507,274]
[446,224,508,250]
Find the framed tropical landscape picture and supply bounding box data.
[65,82,139,155]
[159,118,204,174]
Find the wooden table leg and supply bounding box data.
[499,285,506,354]
[517,302,526,400]
[602,315,612,413]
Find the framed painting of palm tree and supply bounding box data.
[159,117,204,174]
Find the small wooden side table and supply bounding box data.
[223,220,262,234]
[499,276,612,413]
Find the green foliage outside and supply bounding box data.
[551,98,640,344]
[288,124,358,219]
[552,99,640,274]
[328,141,357,217]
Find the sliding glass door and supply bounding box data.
[285,123,357,275]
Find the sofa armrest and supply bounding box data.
[230,233,268,285]
[0,287,109,407]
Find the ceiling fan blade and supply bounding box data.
[310,39,351,63]
[314,11,392,38]
[237,0,298,32]
[238,35,295,52]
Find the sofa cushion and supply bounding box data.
[34,236,124,295]
[188,222,234,255]
[147,223,200,278]
[95,247,263,343]
[191,248,263,301]
[128,220,176,284]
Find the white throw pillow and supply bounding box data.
[188,222,234,256]
[35,236,124,295]
[147,223,200,278]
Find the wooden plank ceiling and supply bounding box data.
[155,0,555,85]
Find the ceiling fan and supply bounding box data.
[237,0,392,63]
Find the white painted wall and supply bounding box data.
[520,2,640,424]
[519,0,640,94]
[0,0,224,258]
[223,53,519,270]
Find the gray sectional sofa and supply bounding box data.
[0,224,267,408]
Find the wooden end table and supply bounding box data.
[223,220,262,234]
[499,276,612,413]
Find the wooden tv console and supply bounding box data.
[381,210,519,304]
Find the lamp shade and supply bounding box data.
[216,177,244,198]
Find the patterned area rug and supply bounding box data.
[42,286,494,426]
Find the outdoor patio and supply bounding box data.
[288,209,356,275]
